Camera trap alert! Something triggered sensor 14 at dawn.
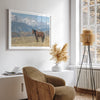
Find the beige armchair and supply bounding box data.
[23,67,75,100]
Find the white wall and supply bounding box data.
[0,0,70,74]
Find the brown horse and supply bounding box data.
[32,29,45,42]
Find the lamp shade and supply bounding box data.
[80,30,95,46]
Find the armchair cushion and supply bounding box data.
[45,75,65,87]
[55,86,75,100]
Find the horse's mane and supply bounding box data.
[32,29,37,33]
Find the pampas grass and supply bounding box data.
[80,30,95,46]
[50,43,68,63]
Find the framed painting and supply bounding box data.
[8,9,51,49]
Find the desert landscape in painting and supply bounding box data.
[12,35,49,47]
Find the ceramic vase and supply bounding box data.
[52,63,61,72]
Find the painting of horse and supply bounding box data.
[9,9,51,49]
[32,29,45,42]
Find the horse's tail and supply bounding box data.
[42,33,45,42]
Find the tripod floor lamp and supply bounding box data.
[76,30,96,100]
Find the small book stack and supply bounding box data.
[3,71,22,75]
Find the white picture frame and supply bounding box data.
[8,9,51,50]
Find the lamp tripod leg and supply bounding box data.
[88,45,96,100]
[76,46,86,88]
[89,47,96,91]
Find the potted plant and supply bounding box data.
[50,43,68,71]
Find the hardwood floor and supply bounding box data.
[75,92,96,100]
[23,92,96,100]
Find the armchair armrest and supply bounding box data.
[45,75,65,87]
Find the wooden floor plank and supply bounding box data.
[75,92,96,100]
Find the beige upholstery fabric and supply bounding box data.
[23,66,75,100]
[23,66,46,82]
[96,88,100,100]
[55,86,75,100]
[45,75,65,87]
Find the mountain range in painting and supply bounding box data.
[11,12,50,37]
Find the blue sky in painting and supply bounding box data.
[11,12,50,33]
[12,12,50,23]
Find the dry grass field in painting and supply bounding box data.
[12,35,50,47]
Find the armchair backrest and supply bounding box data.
[23,67,46,82]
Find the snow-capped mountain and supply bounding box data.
[11,14,37,27]
[11,14,50,35]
